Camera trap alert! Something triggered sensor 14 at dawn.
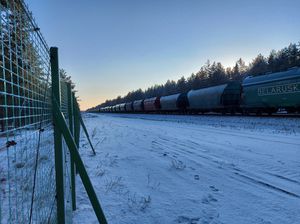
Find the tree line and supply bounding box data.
[88,41,300,111]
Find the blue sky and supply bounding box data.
[26,0,300,109]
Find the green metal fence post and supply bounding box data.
[52,98,108,224]
[74,101,96,155]
[73,92,80,175]
[50,47,65,223]
[73,92,80,148]
[67,83,76,211]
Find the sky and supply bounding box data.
[26,0,300,110]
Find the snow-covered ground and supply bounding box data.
[74,113,300,224]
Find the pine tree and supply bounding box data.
[287,43,298,68]
[268,50,277,72]
[248,54,268,76]
[176,76,187,93]
[297,42,300,67]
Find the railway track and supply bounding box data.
[96,111,300,118]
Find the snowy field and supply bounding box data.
[74,113,300,224]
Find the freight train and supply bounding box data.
[97,67,300,115]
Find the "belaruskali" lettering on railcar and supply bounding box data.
[257,83,300,96]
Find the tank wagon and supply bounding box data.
[133,100,144,112]
[187,81,241,113]
[241,68,300,114]
[144,97,161,112]
[160,93,189,112]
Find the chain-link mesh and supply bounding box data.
[1,0,58,223]
[60,80,73,222]
[0,1,104,223]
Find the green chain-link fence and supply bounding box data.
[0,0,57,223]
[0,1,107,223]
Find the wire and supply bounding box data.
[47,195,56,224]
[28,64,51,224]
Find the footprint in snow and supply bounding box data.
[201,194,218,204]
[277,160,285,165]
[175,216,200,224]
[209,185,219,192]
[200,208,220,224]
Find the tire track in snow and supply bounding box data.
[110,116,300,199]
[160,131,300,180]
[233,172,300,198]
[151,135,300,199]
[179,126,300,147]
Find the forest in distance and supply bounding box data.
[88,41,300,111]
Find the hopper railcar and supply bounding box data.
[133,100,144,112]
[98,68,300,115]
[241,68,300,114]
[143,97,161,112]
[160,93,189,112]
[187,81,241,114]
[125,102,134,112]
